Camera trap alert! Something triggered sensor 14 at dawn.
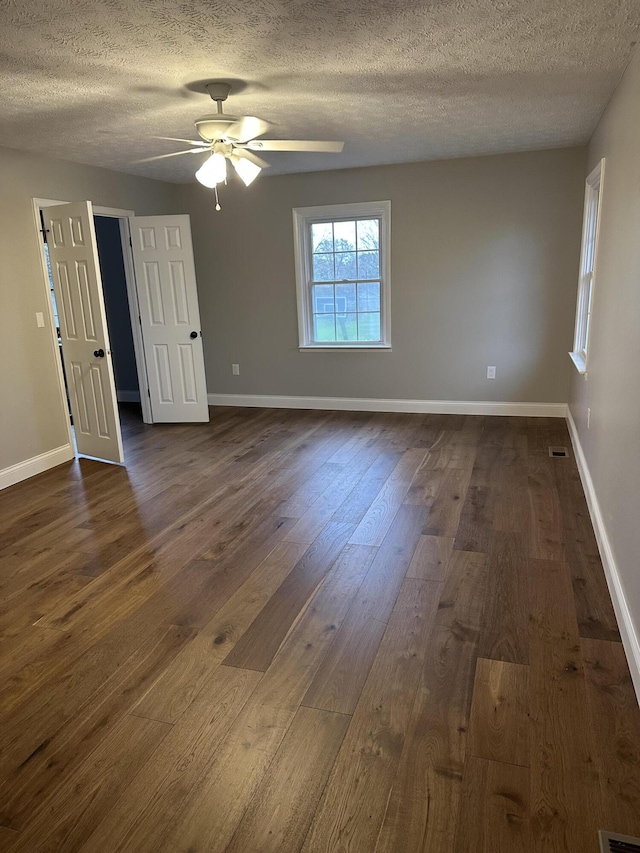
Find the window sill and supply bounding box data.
[299,344,392,352]
[569,351,587,374]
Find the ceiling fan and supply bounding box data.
[138,82,345,207]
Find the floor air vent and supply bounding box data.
[548,446,569,458]
[599,830,640,852]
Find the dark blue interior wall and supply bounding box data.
[94,216,139,395]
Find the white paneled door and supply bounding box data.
[44,202,124,463]
[129,215,209,423]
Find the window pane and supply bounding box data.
[335,282,356,313]
[335,313,358,341]
[312,253,334,282]
[335,251,356,280]
[311,222,333,253]
[333,220,356,251]
[357,312,381,341]
[312,283,335,313]
[357,250,379,279]
[314,314,336,342]
[357,219,379,250]
[357,281,380,312]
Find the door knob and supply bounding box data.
[93,348,105,358]
[190,331,198,339]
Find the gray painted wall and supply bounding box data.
[568,48,640,659]
[178,147,586,404]
[94,215,139,395]
[0,145,178,471]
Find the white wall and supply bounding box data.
[568,47,640,691]
[178,147,586,407]
[0,145,178,474]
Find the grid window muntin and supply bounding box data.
[309,215,382,344]
[293,202,391,349]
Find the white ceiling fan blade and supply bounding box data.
[233,148,270,169]
[224,116,273,144]
[134,148,205,164]
[245,139,344,153]
[152,136,209,147]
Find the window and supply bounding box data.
[293,201,391,349]
[570,160,604,373]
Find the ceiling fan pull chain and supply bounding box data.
[214,185,221,211]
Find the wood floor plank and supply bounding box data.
[349,448,427,546]
[421,465,472,537]
[406,534,454,580]
[0,826,19,846]
[0,623,193,831]
[582,638,640,837]
[302,577,442,853]
[334,445,402,524]
[301,612,387,717]
[526,455,564,561]
[9,714,171,852]
[468,658,530,767]
[374,550,487,853]
[453,446,501,553]
[132,539,307,724]
[528,558,603,852]
[478,531,530,665]
[79,665,262,853]
[284,440,385,545]
[493,460,532,533]
[567,548,621,641]
[302,505,428,715]
[148,535,378,853]
[222,520,354,671]
[225,706,349,853]
[453,757,531,853]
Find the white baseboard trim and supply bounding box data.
[207,394,567,418]
[117,391,141,403]
[0,444,75,492]
[566,407,640,702]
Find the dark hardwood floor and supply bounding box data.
[0,405,639,852]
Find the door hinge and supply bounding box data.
[147,388,151,398]
[138,315,142,325]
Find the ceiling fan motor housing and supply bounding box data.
[195,115,239,142]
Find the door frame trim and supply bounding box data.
[32,198,153,427]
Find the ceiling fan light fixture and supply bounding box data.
[195,151,227,187]
[231,155,262,187]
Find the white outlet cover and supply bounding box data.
[487,365,497,379]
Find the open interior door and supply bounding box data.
[44,202,124,463]
[129,215,209,423]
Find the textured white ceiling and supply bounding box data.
[1,0,638,182]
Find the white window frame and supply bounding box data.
[570,160,604,374]
[292,200,391,350]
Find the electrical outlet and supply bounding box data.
[487,365,496,379]
[587,407,591,428]
[36,312,45,328]
[232,363,240,375]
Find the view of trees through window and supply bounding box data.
[310,218,381,342]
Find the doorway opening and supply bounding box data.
[34,200,209,465]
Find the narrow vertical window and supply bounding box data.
[571,160,604,373]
